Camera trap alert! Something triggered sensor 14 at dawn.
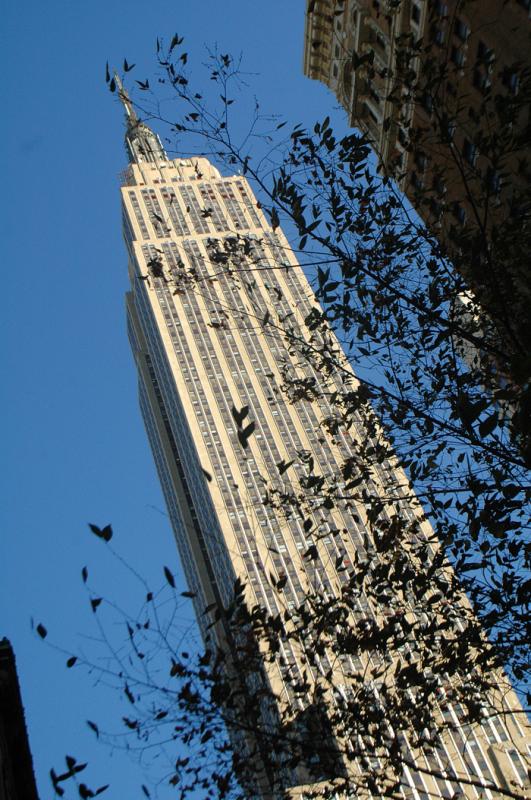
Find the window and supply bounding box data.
[502,68,519,94]
[454,17,470,41]
[477,40,493,64]
[435,1,448,15]
[411,4,421,24]
[473,69,490,93]
[486,168,501,194]
[398,127,408,147]
[453,202,466,224]
[432,26,444,45]
[430,198,443,220]
[433,175,446,195]
[441,114,456,141]
[446,79,457,96]
[451,46,465,67]
[411,171,424,190]
[463,139,477,165]
[375,32,386,51]
[421,91,433,112]
[414,151,427,171]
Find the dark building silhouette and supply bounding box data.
[0,640,39,800]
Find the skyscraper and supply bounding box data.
[116,86,530,797]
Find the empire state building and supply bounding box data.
[116,85,530,798]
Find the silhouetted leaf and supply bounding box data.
[36,623,47,639]
[88,523,112,542]
[164,566,176,588]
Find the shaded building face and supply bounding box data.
[303,0,531,462]
[0,639,39,800]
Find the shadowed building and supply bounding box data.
[303,0,530,228]
[0,640,39,800]
[303,0,531,461]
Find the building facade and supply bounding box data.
[116,87,530,797]
[303,0,531,462]
[0,640,39,800]
[303,0,530,226]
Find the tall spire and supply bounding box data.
[115,73,168,165]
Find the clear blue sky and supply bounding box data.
[1,1,348,796]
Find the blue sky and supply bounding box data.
[1,1,348,796]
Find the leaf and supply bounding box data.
[276,459,294,475]
[101,524,112,542]
[36,623,47,639]
[202,467,213,482]
[479,412,498,438]
[94,786,109,796]
[90,598,102,612]
[50,769,65,797]
[169,34,184,53]
[270,207,280,231]
[81,566,88,583]
[164,566,176,588]
[88,523,112,542]
[109,77,116,94]
[87,720,99,738]
[123,59,135,72]
[141,785,151,798]
[237,421,256,449]
[303,545,318,560]
[181,590,196,598]
[105,62,110,84]
[66,656,77,668]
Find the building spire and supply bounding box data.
[115,72,168,165]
